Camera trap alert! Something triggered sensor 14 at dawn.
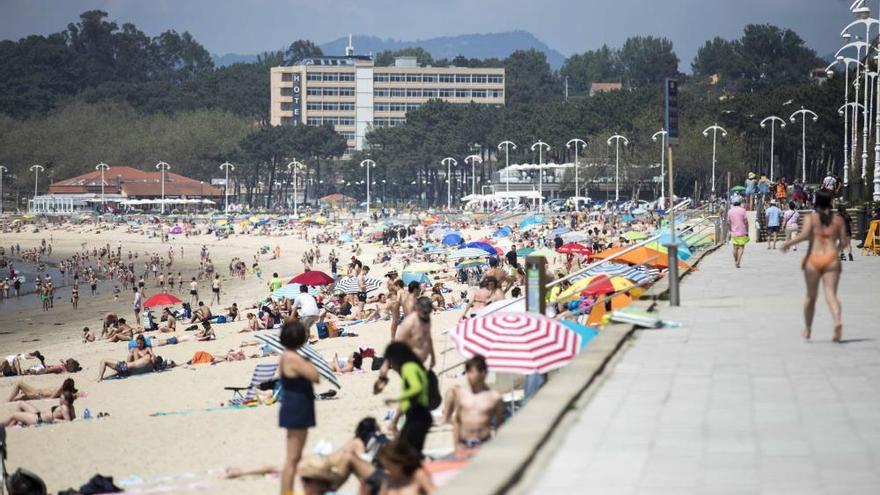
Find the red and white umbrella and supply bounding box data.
[450,312,582,374]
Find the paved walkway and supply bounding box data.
[529,244,880,494]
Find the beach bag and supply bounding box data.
[316,322,330,339]
[215,315,227,324]
[427,370,442,410]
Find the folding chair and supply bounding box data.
[224,363,278,406]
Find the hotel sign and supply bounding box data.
[291,73,302,124]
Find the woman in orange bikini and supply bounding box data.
[782,190,845,342]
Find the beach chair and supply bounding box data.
[224,363,278,406]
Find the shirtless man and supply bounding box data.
[442,355,503,458]
[402,281,420,316]
[388,279,405,339]
[190,301,213,330]
[97,334,156,381]
[460,278,493,318]
[374,297,435,394]
[483,258,511,293]
[356,265,371,316]
[158,308,177,333]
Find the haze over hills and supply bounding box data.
[213,30,566,68]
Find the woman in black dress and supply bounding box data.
[278,319,320,495]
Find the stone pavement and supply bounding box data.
[528,244,880,494]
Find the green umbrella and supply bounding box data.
[529,248,557,258]
[516,247,535,256]
[623,230,648,241]
[730,185,746,192]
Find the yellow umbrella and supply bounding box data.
[404,262,443,273]
[216,219,228,226]
[551,275,635,304]
[315,216,327,224]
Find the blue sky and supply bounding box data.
[0,0,855,68]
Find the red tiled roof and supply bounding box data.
[591,82,623,92]
[48,165,221,197]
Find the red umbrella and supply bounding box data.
[578,274,615,296]
[143,292,182,308]
[450,312,581,374]
[288,270,335,286]
[557,242,592,255]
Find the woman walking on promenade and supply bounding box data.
[782,190,846,342]
[278,320,320,495]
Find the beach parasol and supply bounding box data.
[645,233,693,260]
[402,272,431,286]
[448,247,489,259]
[519,216,544,228]
[334,276,382,294]
[338,233,353,243]
[404,262,443,273]
[561,232,587,243]
[573,262,659,285]
[289,271,335,286]
[170,225,184,234]
[622,230,647,241]
[516,247,535,257]
[550,226,571,237]
[550,274,632,303]
[492,227,512,238]
[456,259,488,268]
[461,241,497,257]
[557,242,592,255]
[559,321,600,349]
[528,248,557,258]
[593,245,689,269]
[619,214,636,223]
[271,284,320,300]
[730,185,746,192]
[253,333,340,389]
[442,233,464,246]
[143,292,182,308]
[450,312,581,374]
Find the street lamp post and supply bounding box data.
[651,131,667,206]
[701,124,727,193]
[30,164,44,200]
[789,107,819,183]
[441,157,457,211]
[155,161,170,214]
[566,138,587,211]
[464,154,482,197]
[219,161,235,214]
[827,57,863,188]
[841,103,865,189]
[498,140,516,194]
[360,159,376,216]
[606,135,628,202]
[530,140,550,209]
[95,162,109,210]
[841,13,879,180]
[759,117,785,182]
[0,165,6,214]
[287,160,304,217]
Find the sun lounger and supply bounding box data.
[224,363,278,406]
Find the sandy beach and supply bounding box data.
[0,223,476,494]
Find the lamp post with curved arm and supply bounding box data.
[839,102,864,188]
[219,162,234,214]
[702,125,727,193]
[789,108,819,183]
[566,138,587,210]
[841,14,879,181]
[359,159,375,216]
[0,165,7,214]
[531,140,551,209]
[650,131,666,205]
[95,162,110,208]
[441,157,457,211]
[287,160,304,217]
[498,141,516,194]
[837,39,869,169]
[606,135,628,202]
[759,117,785,182]
[155,161,170,214]
[826,57,864,187]
[464,154,482,197]
[30,164,44,201]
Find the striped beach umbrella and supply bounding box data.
[448,247,489,259]
[450,312,582,374]
[253,332,341,389]
[334,276,382,294]
[271,284,320,300]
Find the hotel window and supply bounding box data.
[390,88,406,97]
[422,88,438,98]
[323,73,339,81]
[406,103,420,111]
[490,89,504,98]
[406,89,422,98]
[307,87,321,96]
[339,88,355,96]
[280,87,293,96]
[321,103,338,111]
[389,103,406,112]
[487,75,503,84]
[438,88,454,98]
[307,117,322,126]
[340,132,355,140]
[324,88,340,96]
[373,118,389,127]
[374,103,390,112]
[472,74,487,84]
[281,73,293,82]
[307,72,322,81]
[390,73,406,82]
[455,89,470,98]
[471,89,487,98]
[374,73,390,82]
[374,89,389,97]
[281,116,294,125]
[439,74,454,83]
[338,118,354,126]
[455,74,471,84]
[307,102,322,111]
[422,74,437,83]
[338,73,355,81]
[390,118,406,126]
[281,102,293,111]
[338,103,355,111]
[406,74,421,83]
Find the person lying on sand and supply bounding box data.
[97,335,155,381]
[3,353,81,376]
[3,389,77,426]
[330,349,378,374]
[6,377,78,402]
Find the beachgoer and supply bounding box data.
[377,440,435,494]
[379,343,433,454]
[97,334,155,381]
[3,390,76,426]
[765,200,783,250]
[727,196,749,268]
[6,377,77,402]
[442,355,503,459]
[211,274,222,304]
[783,201,801,250]
[294,284,320,342]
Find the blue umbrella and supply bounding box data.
[339,233,353,243]
[492,227,512,238]
[402,272,431,286]
[519,215,544,228]
[647,233,692,260]
[462,241,497,256]
[560,321,599,349]
[620,214,636,223]
[442,232,464,246]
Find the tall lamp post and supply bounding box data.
[566,138,587,210]
[873,39,880,200]
[759,117,785,182]
[841,10,879,182]
[606,135,628,202]
[464,154,482,197]
[651,131,667,205]
[155,161,170,214]
[95,162,109,210]
[826,57,863,188]
[0,165,6,214]
[789,107,818,183]
[287,160,304,217]
[498,140,516,194]
[441,157,457,210]
[701,124,727,193]
[360,159,376,216]
[219,161,234,214]
[30,164,44,200]
[530,140,550,209]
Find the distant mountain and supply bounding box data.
[320,31,566,69]
[213,53,259,66]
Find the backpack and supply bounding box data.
[427,370,442,410]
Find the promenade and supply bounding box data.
[527,245,880,494]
